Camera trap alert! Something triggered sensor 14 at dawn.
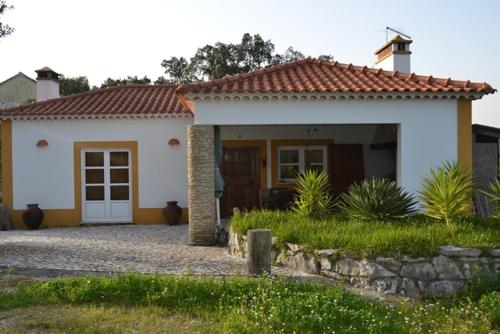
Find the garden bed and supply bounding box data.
[230,211,500,298]
[230,211,500,258]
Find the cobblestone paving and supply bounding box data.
[0,225,295,276]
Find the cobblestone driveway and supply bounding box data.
[0,225,250,275]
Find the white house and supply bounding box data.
[0,36,495,245]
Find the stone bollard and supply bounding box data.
[246,229,272,275]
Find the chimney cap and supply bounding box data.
[374,35,413,55]
[35,66,59,81]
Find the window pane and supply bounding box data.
[110,152,129,166]
[110,169,129,183]
[279,149,299,163]
[85,152,104,167]
[280,165,299,180]
[111,186,129,200]
[306,165,325,173]
[86,186,104,200]
[85,169,104,184]
[305,149,323,164]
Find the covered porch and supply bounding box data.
[218,124,398,217]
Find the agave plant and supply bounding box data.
[291,169,336,218]
[480,178,500,218]
[418,161,472,233]
[340,178,416,221]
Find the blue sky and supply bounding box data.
[1,0,499,125]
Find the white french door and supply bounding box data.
[82,149,132,223]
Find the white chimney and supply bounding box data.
[35,67,60,101]
[374,35,412,73]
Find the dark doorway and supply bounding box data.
[329,144,365,196]
[220,146,260,218]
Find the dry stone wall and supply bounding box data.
[229,230,500,299]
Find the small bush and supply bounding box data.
[481,178,500,218]
[291,169,336,218]
[419,161,472,233]
[340,178,416,221]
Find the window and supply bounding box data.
[278,146,327,183]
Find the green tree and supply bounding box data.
[160,33,333,82]
[0,1,14,39]
[59,76,90,96]
[159,57,197,84]
[100,76,151,88]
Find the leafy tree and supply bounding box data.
[160,33,333,83]
[159,57,197,84]
[0,0,13,39]
[59,76,90,96]
[100,76,151,89]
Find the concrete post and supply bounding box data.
[187,124,216,246]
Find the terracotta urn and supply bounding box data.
[163,201,182,225]
[22,203,44,230]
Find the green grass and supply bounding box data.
[0,273,498,333]
[0,304,218,334]
[230,210,500,257]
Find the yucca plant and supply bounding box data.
[291,169,336,218]
[340,178,416,221]
[480,178,500,218]
[419,161,472,233]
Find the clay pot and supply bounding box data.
[163,201,182,225]
[22,204,44,230]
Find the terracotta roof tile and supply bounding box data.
[176,58,496,96]
[0,85,190,120]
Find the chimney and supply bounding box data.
[35,67,60,101]
[374,35,412,73]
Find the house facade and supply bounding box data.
[0,37,495,245]
[0,72,36,109]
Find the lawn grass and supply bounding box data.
[0,305,219,334]
[230,210,500,257]
[0,273,498,333]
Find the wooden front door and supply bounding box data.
[329,144,365,196]
[221,146,260,218]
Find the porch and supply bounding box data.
[218,124,397,217]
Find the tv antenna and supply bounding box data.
[385,26,412,42]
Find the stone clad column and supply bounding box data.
[187,124,216,245]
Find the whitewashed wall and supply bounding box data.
[11,118,191,210]
[195,98,458,195]
[220,125,396,187]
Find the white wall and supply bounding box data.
[195,98,458,195]
[36,80,59,101]
[375,54,411,73]
[12,118,192,210]
[220,124,396,187]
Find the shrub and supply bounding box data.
[340,178,416,221]
[481,178,500,218]
[419,161,472,233]
[291,169,336,218]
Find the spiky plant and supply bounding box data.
[291,169,336,218]
[340,178,416,221]
[418,161,472,233]
[480,178,500,218]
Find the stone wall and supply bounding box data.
[229,230,500,298]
